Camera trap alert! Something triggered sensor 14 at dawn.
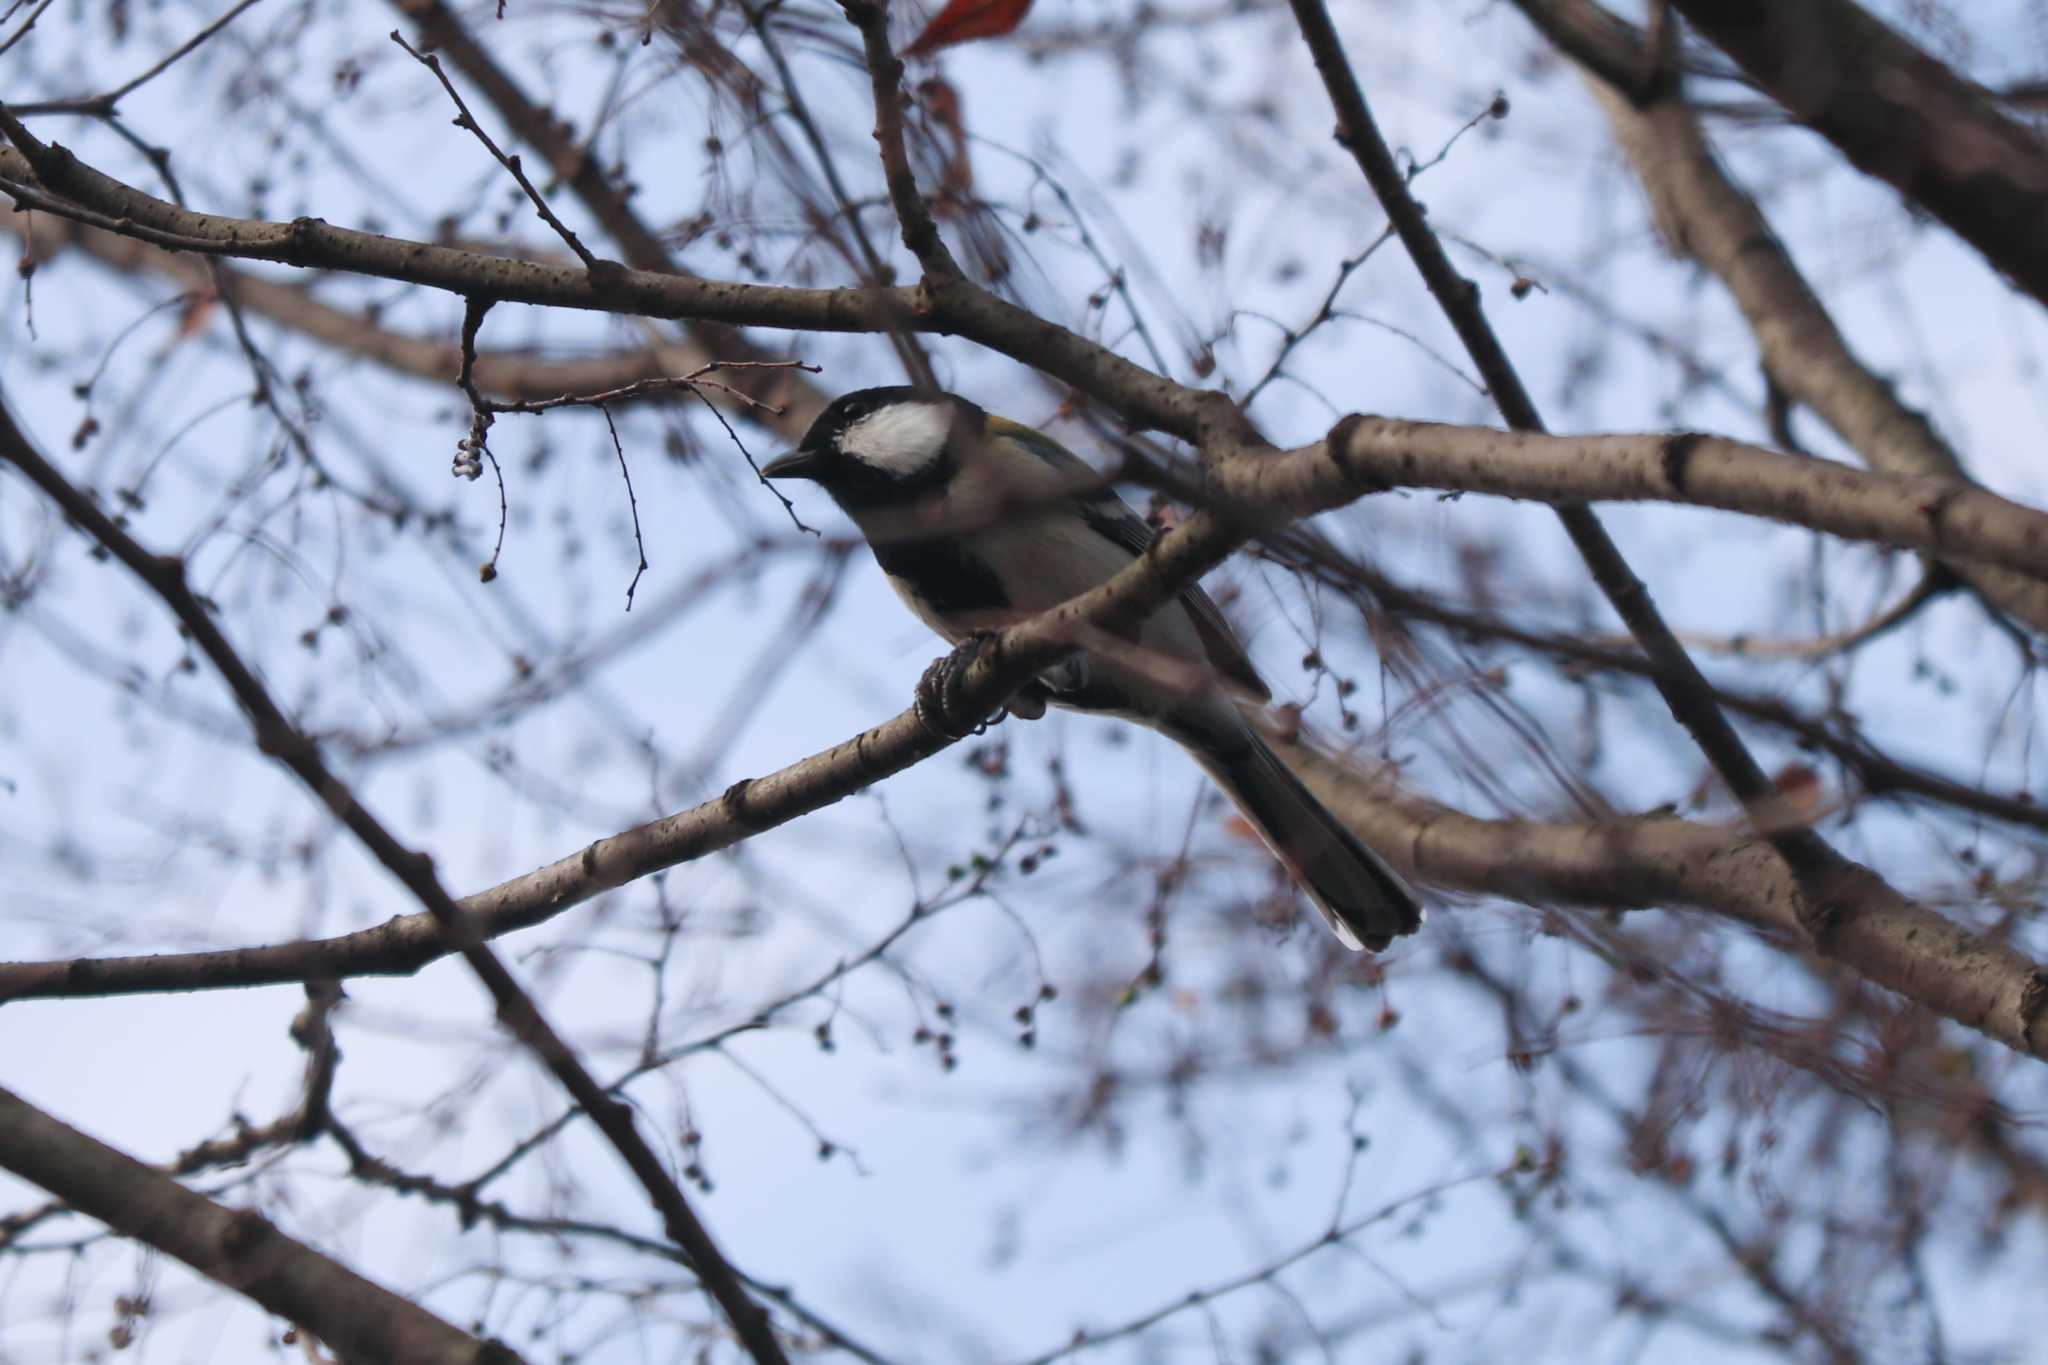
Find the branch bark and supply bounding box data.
[1307,419,2048,583]
[10,697,2048,1064]
[0,1084,523,1365]
[1289,746,2048,1064]
[1,212,780,407]
[1285,0,2048,1065]
[6,131,2047,586]
[1668,0,2048,308]
[1566,31,2048,632]
[1285,0,1791,834]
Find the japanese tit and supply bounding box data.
[762,386,1422,952]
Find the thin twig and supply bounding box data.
[0,402,793,1365]
[1238,225,1395,409]
[9,0,265,116]
[478,362,816,416]
[1013,1166,1507,1364]
[0,0,56,59]
[688,379,818,535]
[452,296,508,580]
[968,133,1176,380]
[1592,566,1957,661]
[596,405,649,609]
[389,29,606,273]
[476,443,507,583]
[1397,90,1508,182]
[746,0,936,387]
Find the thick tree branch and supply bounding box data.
[1576,54,2048,634]
[1284,0,1790,828]
[0,127,920,336]
[9,128,2046,585]
[1288,746,2048,1063]
[1668,0,2048,308]
[1285,0,2048,1061]
[9,701,2048,1066]
[0,1084,522,1364]
[0,118,1201,437]
[1511,0,1674,98]
[2,212,763,406]
[1303,419,2048,583]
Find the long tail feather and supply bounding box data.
[1177,718,1423,951]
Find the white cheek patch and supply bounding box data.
[841,402,953,476]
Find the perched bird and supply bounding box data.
[762,386,1422,951]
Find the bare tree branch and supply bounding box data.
[1668,0,2048,307]
[0,982,341,1253]
[1580,53,2048,633]
[0,1083,523,1365]
[1286,0,1792,833]
[1292,744,2048,1066]
[388,28,607,272]
[390,0,833,440]
[841,0,962,280]
[1510,0,1685,99]
[0,403,794,1365]
[15,143,2038,579]
[8,0,264,117]
[1308,418,2048,583]
[2,212,753,406]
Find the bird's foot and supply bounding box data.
[915,631,1006,740]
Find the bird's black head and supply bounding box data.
[761,387,978,505]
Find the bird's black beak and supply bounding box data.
[760,448,825,481]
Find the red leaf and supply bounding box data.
[175,289,220,342]
[903,0,1033,57]
[918,78,975,205]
